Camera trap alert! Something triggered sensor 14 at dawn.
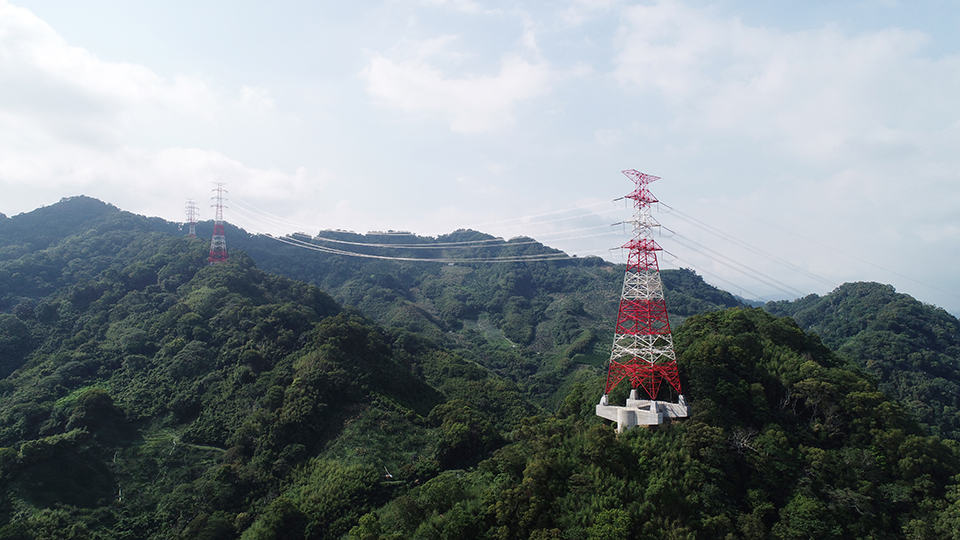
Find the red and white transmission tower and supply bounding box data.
[208,183,228,264]
[185,199,199,237]
[596,169,687,431]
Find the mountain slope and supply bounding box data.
[215,224,744,407]
[0,220,532,538]
[766,282,960,440]
[345,308,960,539]
[0,196,180,314]
[1,198,959,538]
[1,197,745,412]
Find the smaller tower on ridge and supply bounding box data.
[185,199,199,237]
[209,183,228,264]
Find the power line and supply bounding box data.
[233,194,804,287]
[232,194,620,238]
[231,190,802,297]
[660,203,836,288]
[265,233,575,263]
[308,225,617,250]
[666,183,960,301]
[228,185,935,304]
[231,196,620,248]
[661,249,767,303]
[662,226,807,299]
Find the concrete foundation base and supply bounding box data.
[596,390,688,432]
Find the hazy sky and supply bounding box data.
[2,0,959,313]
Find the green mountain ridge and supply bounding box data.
[0,196,959,538]
[765,282,960,440]
[2,197,746,410]
[0,220,532,538]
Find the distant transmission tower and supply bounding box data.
[208,183,228,264]
[596,169,688,431]
[185,199,199,237]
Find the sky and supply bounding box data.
[1,0,959,313]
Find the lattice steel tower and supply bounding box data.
[185,199,199,237]
[596,170,687,431]
[208,183,228,264]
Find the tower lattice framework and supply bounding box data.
[603,169,682,400]
[185,199,199,237]
[208,183,228,264]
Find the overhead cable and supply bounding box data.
[661,203,836,288]
[662,226,806,299]
[661,249,768,303]
[665,184,959,300]
[265,233,574,263]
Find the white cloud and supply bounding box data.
[594,128,622,146]
[609,0,960,309]
[611,0,960,226]
[418,0,491,15]
[518,12,541,57]
[614,0,960,164]
[561,0,623,26]
[0,1,324,224]
[0,2,219,142]
[391,35,465,63]
[238,86,275,115]
[362,50,552,133]
[0,142,330,222]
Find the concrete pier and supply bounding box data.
[596,390,688,432]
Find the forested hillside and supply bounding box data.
[0,197,179,314]
[2,197,743,411]
[346,309,960,539]
[0,196,959,538]
[215,221,744,407]
[0,207,534,538]
[766,283,960,440]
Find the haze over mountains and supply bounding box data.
[0,196,958,538]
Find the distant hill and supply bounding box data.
[1,196,959,538]
[0,196,180,314]
[192,220,745,407]
[0,211,534,538]
[1,197,742,409]
[346,308,960,539]
[766,282,960,440]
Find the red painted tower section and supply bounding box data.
[208,183,228,264]
[603,170,683,401]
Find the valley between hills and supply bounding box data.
[0,196,958,539]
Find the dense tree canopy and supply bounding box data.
[0,197,958,538]
[345,308,960,539]
[767,282,960,440]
